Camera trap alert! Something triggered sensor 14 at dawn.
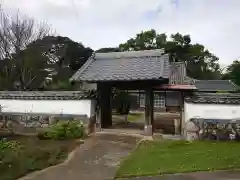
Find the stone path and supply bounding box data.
[19,134,140,180]
[119,170,240,180]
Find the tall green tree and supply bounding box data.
[119,29,221,80]
[32,36,93,85]
[96,47,120,53]
[8,36,93,91]
[222,60,240,86]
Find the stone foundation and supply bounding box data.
[0,114,89,134]
[144,125,153,136]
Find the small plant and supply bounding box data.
[0,139,21,161]
[37,129,51,140]
[37,120,86,140]
[0,136,80,180]
[0,139,21,152]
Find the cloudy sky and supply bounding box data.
[2,0,240,66]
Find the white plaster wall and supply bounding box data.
[183,102,240,139]
[184,103,240,122]
[0,99,95,118]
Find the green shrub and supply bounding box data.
[0,139,22,163]
[0,139,21,153]
[37,120,85,140]
[37,129,51,140]
[0,136,78,180]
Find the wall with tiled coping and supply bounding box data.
[0,99,96,133]
[184,103,240,121]
[0,99,96,118]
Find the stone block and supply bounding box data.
[144,125,152,136]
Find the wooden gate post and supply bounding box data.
[144,88,154,136]
[98,83,112,128]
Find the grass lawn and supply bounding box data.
[0,135,82,180]
[112,112,143,122]
[116,140,240,178]
[127,113,143,122]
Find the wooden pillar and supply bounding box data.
[164,90,167,112]
[95,105,101,131]
[179,91,185,134]
[144,88,154,136]
[150,90,154,132]
[98,83,112,128]
[95,87,101,131]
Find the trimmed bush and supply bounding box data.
[37,120,86,140]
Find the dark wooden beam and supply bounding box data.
[95,87,101,130]
[149,89,154,132]
[144,88,154,135]
[98,83,112,128]
[145,90,150,125]
[179,91,185,134]
[102,79,169,90]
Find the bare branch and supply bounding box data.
[0,5,52,90]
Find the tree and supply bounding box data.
[96,47,120,53]
[222,60,240,86]
[39,36,93,71]
[119,29,221,80]
[46,80,76,91]
[35,36,93,90]
[0,6,93,90]
[0,7,51,90]
[112,91,131,115]
[119,29,167,51]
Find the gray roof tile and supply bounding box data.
[168,62,197,85]
[194,80,238,92]
[185,93,240,104]
[0,91,96,100]
[70,49,170,82]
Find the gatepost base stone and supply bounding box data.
[95,123,101,132]
[144,125,153,136]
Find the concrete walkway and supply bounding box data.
[19,134,141,180]
[119,170,240,180]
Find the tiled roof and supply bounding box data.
[169,62,186,84]
[70,49,170,82]
[168,62,238,92]
[155,84,197,90]
[183,76,196,85]
[0,91,96,100]
[185,93,240,104]
[169,62,196,85]
[193,80,238,92]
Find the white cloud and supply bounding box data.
[1,0,240,64]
